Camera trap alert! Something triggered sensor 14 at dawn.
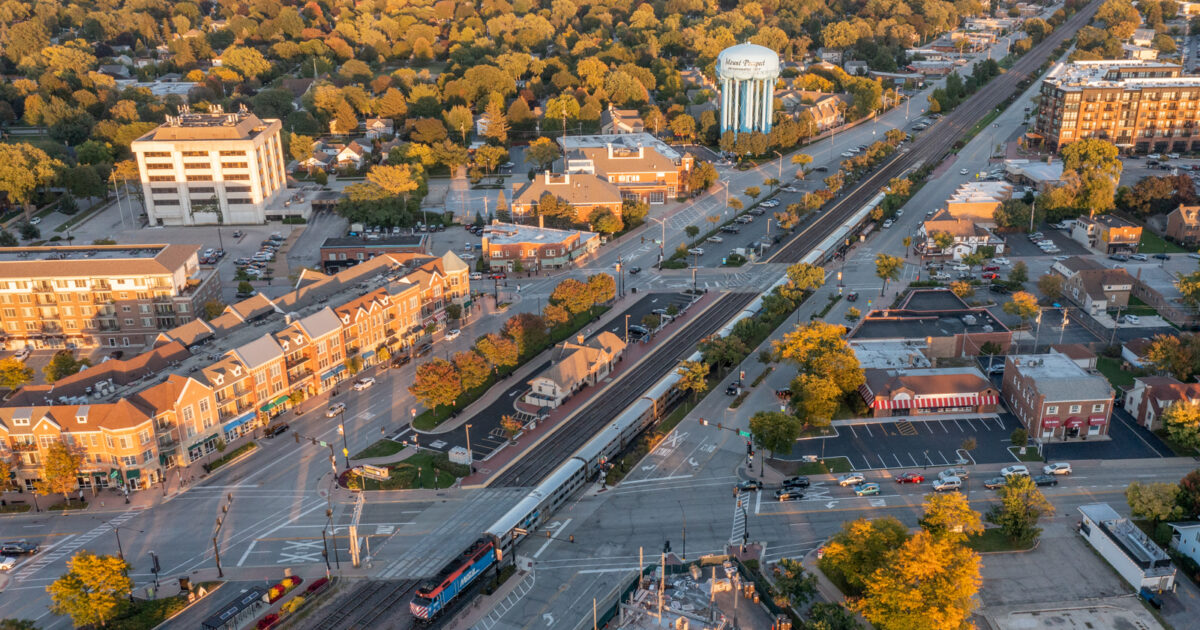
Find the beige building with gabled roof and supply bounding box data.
[524,332,626,409]
[511,172,624,223]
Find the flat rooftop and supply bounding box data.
[852,309,1007,340]
[0,244,169,263]
[136,106,277,142]
[1008,352,1113,401]
[483,223,597,246]
[557,133,682,162]
[0,244,200,280]
[1045,60,1196,89]
[850,340,933,369]
[320,235,426,249]
[1080,503,1175,575]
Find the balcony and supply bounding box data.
[10,442,37,452]
[285,355,309,369]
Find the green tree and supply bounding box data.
[503,313,549,357]
[804,603,862,630]
[1037,273,1065,301]
[0,143,63,211]
[1126,481,1184,523]
[525,137,561,170]
[819,516,910,595]
[1011,428,1028,448]
[989,475,1055,545]
[919,492,984,542]
[221,46,271,79]
[453,350,491,391]
[676,360,710,402]
[1178,469,1200,518]
[771,558,817,609]
[684,225,700,244]
[749,410,802,457]
[874,253,903,295]
[409,359,463,409]
[854,531,981,630]
[43,351,89,384]
[1002,291,1040,327]
[35,440,83,502]
[1164,400,1200,451]
[932,231,955,252]
[1009,261,1029,285]
[0,357,34,390]
[47,552,132,628]
[589,208,623,234]
[202,300,226,320]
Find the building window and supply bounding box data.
[138,430,150,444]
[119,436,130,449]
[122,455,137,467]
[143,151,171,158]
[221,162,248,169]
[149,176,175,182]
[156,199,181,206]
[145,163,173,169]
[186,175,213,182]
[225,174,251,181]
[1045,406,1058,415]
[1092,403,1105,413]
[227,198,252,205]
[1069,404,1081,414]
[219,151,246,157]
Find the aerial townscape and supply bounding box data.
[14,0,1200,629]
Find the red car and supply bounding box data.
[895,472,925,484]
[982,272,999,280]
[983,265,999,272]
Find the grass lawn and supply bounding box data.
[354,452,460,490]
[1097,356,1135,389]
[109,595,191,630]
[352,439,405,459]
[49,499,89,511]
[966,528,1034,552]
[1007,445,1043,462]
[1153,429,1199,457]
[206,442,258,471]
[1139,230,1190,254]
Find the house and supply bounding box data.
[523,332,627,408]
[1132,28,1156,48]
[1079,504,1175,592]
[364,118,394,140]
[1166,204,1200,246]
[98,64,131,79]
[917,214,1005,260]
[1054,256,1134,316]
[600,104,645,134]
[1131,264,1200,328]
[787,91,845,131]
[680,68,715,90]
[1050,343,1098,370]
[858,367,999,418]
[1125,375,1200,430]
[1070,214,1142,254]
[817,48,843,64]
[1122,337,1154,369]
[1124,43,1160,60]
[1001,351,1114,441]
[1169,523,1200,568]
[335,141,371,169]
[475,112,491,137]
[511,172,624,224]
[843,60,869,76]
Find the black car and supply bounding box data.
[982,476,1007,489]
[629,266,642,275]
[813,166,829,172]
[1,541,38,555]
[1154,253,1170,260]
[845,291,858,302]
[736,480,763,492]
[989,284,1010,294]
[775,489,804,501]
[415,343,433,358]
[720,226,741,234]
[725,380,742,396]
[782,475,810,489]
[264,423,289,438]
[1032,474,1058,487]
[391,354,412,368]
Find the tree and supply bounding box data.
[550,278,593,314]
[781,263,826,302]
[854,530,981,630]
[503,313,549,357]
[367,164,420,197]
[525,137,561,170]
[65,166,105,203]
[0,357,34,390]
[819,517,910,595]
[845,306,861,322]
[1126,481,1184,523]
[43,351,89,384]
[0,143,63,212]
[744,186,761,200]
[475,145,509,175]
[202,300,226,320]
[543,303,569,328]
[804,603,862,630]
[1037,274,1065,301]
[482,100,510,144]
[444,105,474,142]
[684,225,700,244]
[18,222,39,240]
[1002,291,1039,327]
[47,552,132,628]
[35,440,84,502]
[771,558,817,609]
[1010,261,1029,285]
[590,208,623,234]
[586,273,616,305]
[221,46,271,79]
[410,359,463,409]
[1011,428,1028,448]
[500,414,523,443]
[1164,401,1200,451]
[749,411,801,457]
[475,333,519,371]
[410,118,448,143]
[1178,470,1200,518]
[989,475,1055,545]
[874,253,903,296]
[773,321,865,399]
[453,351,491,391]
[919,492,984,542]
[676,360,710,402]
[950,281,974,298]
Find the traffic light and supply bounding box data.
[717,423,723,430]
[746,441,753,454]
[698,418,708,426]
[664,540,671,553]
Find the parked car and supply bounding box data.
[325,403,346,418]
[960,168,969,175]
[470,272,483,280]
[776,490,805,501]
[415,343,433,358]
[1032,474,1059,487]
[14,348,31,361]
[1043,462,1072,475]
[1000,465,1030,478]
[735,216,754,224]
[352,377,376,391]
[952,264,969,272]
[490,272,507,280]
[983,477,1008,489]
[989,284,1010,294]
[1131,253,1148,261]
[983,265,1000,272]
[782,476,811,489]
[838,473,866,487]
[264,423,290,438]
[687,248,705,256]
[1108,254,1130,262]
[982,272,999,280]
[854,483,881,497]
[991,258,1010,266]
[895,472,925,484]
[882,219,894,229]
[1139,587,1164,609]
[0,556,16,571]
[1125,314,1142,325]
[391,355,412,368]
[932,477,962,492]
[0,541,38,556]
[940,467,969,480]
[725,381,741,396]
[846,291,859,302]
[721,226,741,234]
[1154,253,1171,260]
[445,329,461,341]
[706,236,724,244]
[736,480,763,493]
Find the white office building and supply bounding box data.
[132,105,290,226]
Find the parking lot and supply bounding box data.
[797,415,1018,471]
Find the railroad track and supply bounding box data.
[303,579,417,630]
[488,291,759,487]
[769,0,1100,265]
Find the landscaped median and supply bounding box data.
[340,452,469,490]
[204,442,258,473]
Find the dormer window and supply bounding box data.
[76,405,90,424]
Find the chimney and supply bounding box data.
[607,143,613,159]
[544,171,550,185]
[576,334,585,344]
[539,215,544,229]
[637,143,644,159]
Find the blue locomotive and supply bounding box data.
[409,537,498,620]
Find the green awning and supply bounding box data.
[125,469,141,480]
[259,394,290,413]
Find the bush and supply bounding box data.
[662,260,688,269]
[281,217,307,224]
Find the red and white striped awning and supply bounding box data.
[871,394,998,410]
[1065,416,1084,428]
[1042,416,1061,427]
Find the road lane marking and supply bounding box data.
[533,518,571,559]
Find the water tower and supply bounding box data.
[716,43,781,135]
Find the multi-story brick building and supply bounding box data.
[482,222,601,272]
[510,172,624,224]
[1070,214,1142,254]
[1166,204,1200,245]
[1030,60,1200,153]
[1002,351,1115,441]
[0,244,220,351]
[559,134,694,204]
[132,104,290,225]
[318,235,429,273]
[0,252,469,493]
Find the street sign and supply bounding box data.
[318,440,329,448]
[737,430,751,438]
[357,464,389,481]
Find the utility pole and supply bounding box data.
[349,491,364,568]
[212,493,233,578]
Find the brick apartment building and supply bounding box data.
[318,235,429,272]
[0,244,220,351]
[510,172,624,224]
[482,221,601,271]
[1166,204,1200,245]
[559,134,694,204]
[1070,214,1142,254]
[1029,60,1200,154]
[0,252,470,492]
[1002,351,1115,441]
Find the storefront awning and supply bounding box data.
[259,394,290,413]
[1065,416,1084,428]
[871,394,997,410]
[1088,416,1106,425]
[321,364,346,381]
[125,469,141,480]
[1041,416,1061,427]
[362,350,376,361]
[222,410,256,434]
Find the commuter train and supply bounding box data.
[409,537,498,620]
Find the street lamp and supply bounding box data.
[648,217,667,269]
[772,150,782,185]
[465,423,473,464]
[337,410,350,470]
[624,314,631,343]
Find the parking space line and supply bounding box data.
[849,425,858,438]
[862,455,872,470]
[863,424,873,437]
[938,451,950,465]
[938,420,949,433]
[953,419,964,431]
[893,454,903,468]
[908,452,919,467]
[877,454,888,469]
[965,419,977,431]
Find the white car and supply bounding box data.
[1000,465,1030,478]
[14,348,31,361]
[933,476,962,492]
[459,253,476,260]
[1043,462,1072,475]
[1053,255,1070,261]
[687,248,705,256]
[882,219,894,229]
[28,217,41,225]
[469,272,483,280]
[0,556,16,571]
[960,168,970,175]
[992,258,1010,266]
[325,402,346,418]
[838,473,866,486]
[352,377,376,391]
[952,264,970,272]
[445,329,461,341]
[706,236,724,244]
